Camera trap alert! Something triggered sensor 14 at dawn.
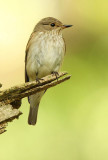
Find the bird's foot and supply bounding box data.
[51,71,59,81]
[36,77,44,84]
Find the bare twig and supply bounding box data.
[0,72,68,102]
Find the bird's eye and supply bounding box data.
[51,23,55,27]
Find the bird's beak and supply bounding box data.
[61,25,73,29]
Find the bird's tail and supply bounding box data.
[28,91,44,125]
[28,103,39,125]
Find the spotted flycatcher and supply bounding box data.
[25,17,72,125]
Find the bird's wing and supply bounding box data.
[63,37,66,54]
[25,52,29,82]
[25,32,37,82]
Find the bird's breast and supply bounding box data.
[39,31,65,65]
[27,31,65,79]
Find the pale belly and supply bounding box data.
[26,32,65,81]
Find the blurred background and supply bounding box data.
[0,0,108,160]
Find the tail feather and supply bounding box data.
[28,104,39,125]
[28,91,44,125]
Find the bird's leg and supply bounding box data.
[36,77,41,83]
[36,72,44,84]
[51,71,59,81]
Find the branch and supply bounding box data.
[0,102,22,134]
[0,72,71,134]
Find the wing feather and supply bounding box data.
[25,32,37,82]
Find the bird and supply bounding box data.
[25,17,72,125]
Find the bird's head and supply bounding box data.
[34,17,73,33]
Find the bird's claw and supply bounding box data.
[36,77,44,83]
[52,71,59,81]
